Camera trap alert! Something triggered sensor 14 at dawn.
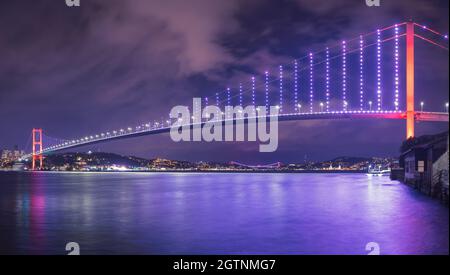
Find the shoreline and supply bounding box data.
[1,169,367,174]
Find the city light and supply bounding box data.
[446,102,449,112]
[421,101,424,112]
[369,101,372,111]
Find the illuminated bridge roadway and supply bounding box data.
[23,110,448,159]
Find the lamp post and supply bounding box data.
[420,101,424,112]
[320,102,324,112]
[369,101,372,111]
[446,102,449,113]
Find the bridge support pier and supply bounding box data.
[406,22,415,139]
[32,128,43,170]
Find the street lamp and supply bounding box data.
[297,104,302,113]
[369,101,373,111]
[446,102,449,113]
[344,101,348,111]
[420,101,424,112]
[320,102,324,112]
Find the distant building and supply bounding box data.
[151,158,176,169]
[1,149,11,159]
[1,148,25,161]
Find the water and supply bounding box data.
[0,171,448,255]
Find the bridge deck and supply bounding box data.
[22,110,448,158]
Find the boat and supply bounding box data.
[366,166,391,176]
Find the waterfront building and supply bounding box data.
[400,131,449,202]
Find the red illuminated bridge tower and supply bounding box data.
[32,128,43,170]
[406,21,415,139]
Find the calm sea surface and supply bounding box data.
[0,171,448,255]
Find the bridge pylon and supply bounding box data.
[32,128,43,170]
[406,21,415,139]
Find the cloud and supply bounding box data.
[85,0,241,76]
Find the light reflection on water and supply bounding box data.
[0,172,448,255]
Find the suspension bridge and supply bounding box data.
[24,22,449,170]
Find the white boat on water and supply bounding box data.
[366,166,391,176]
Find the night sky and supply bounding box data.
[0,0,448,164]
